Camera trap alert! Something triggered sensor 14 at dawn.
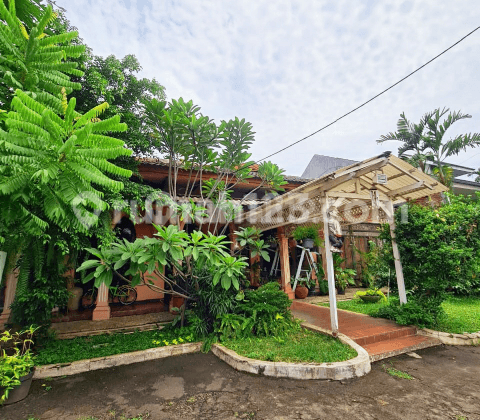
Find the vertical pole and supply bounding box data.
[388,200,407,304]
[277,227,294,299]
[321,196,339,336]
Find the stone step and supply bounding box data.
[352,326,417,346]
[364,335,442,362]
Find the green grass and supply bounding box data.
[436,296,480,334]
[318,297,390,316]
[382,364,413,380]
[221,328,357,364]
[35,326,197,366]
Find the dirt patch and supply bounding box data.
[1,345,479,420]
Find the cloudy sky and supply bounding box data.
[55,0,480,178]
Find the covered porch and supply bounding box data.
[239,152,448,335]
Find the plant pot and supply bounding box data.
[294,285,309,299]
[67,286,83,311]
[1,369,34,405]
[359,295,382,303]
[308,285,317,296]
[302,238,314,249]
[337,287,346,295]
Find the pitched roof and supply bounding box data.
[301,154,358,179]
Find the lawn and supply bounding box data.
[435,296,480,334]
[319,295,480,334]
[35,326,197,366]
[318,297,391,316]
[221,328,357,364]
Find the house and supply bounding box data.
[0,159,312,327]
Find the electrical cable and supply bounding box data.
[255,26,480,164]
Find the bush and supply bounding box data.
[187,268,238,337]
[373,297,445,329]
[216,282,299,339]
[373,193,480,326]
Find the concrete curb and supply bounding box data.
[212,323,371,380]
[34,342,202,379]
[418,328,480,346]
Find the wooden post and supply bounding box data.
[388,200,407,304]
[0,265,19,329]
[92,282,111,321]
[321,197,339,335]
[277,227,294,299]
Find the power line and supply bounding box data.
[256,26,480,164]
[459,151,480,165]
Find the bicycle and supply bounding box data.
[82,284,137,308]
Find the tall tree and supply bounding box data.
[377,111,434,172]
[378,108,480,186]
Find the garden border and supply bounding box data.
[417,328,480,346]
[211,323,371,380]
[33,342,202,379]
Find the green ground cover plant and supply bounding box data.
[35,326,198,366]
[435,296,480,334]
[221,328,357,363]
[318,298,391,316]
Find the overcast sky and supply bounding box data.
[55,0,480,178]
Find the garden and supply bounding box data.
[320,192,480,335]
[1,0,480,409]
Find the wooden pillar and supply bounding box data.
[277,227,294,299]
[0,265,19,329]
[92,282,111,321]
[321,197,339,336]
[388,201,407,304]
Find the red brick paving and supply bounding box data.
[291,300,441,361]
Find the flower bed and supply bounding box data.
[35,326,198,366]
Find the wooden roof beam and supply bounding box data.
[387,180,425,197]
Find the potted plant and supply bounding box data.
[291,277,309,299]
[292,225,321,250]
[0,326,37,405]
[356,288,386,303]
[335,267,356,295]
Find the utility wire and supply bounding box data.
[256,26,480,164]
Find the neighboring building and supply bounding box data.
[302,154,480,197]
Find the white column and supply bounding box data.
[388,201,407,304]
[321,196,339,336]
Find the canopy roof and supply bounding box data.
[240,152,448,232]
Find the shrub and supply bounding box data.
[217,282,299,339]
[373,297,444,329]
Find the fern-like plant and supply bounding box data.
[0,88,133,238]
[0,1,85,109]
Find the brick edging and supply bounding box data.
[211,323,371,380]
[33,342,202,379]
[417,328,480,346]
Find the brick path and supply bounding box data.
[291,300,441,361]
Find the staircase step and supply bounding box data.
[364,335,442,362]
[352,326,417,346]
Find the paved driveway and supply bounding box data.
[1,345,479,420]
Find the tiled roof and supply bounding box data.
[136,157,310,184]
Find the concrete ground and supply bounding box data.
[2,345,479,420]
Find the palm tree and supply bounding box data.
[378,108,480,186]
[377,111,434,172]
[423,108,480,186]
